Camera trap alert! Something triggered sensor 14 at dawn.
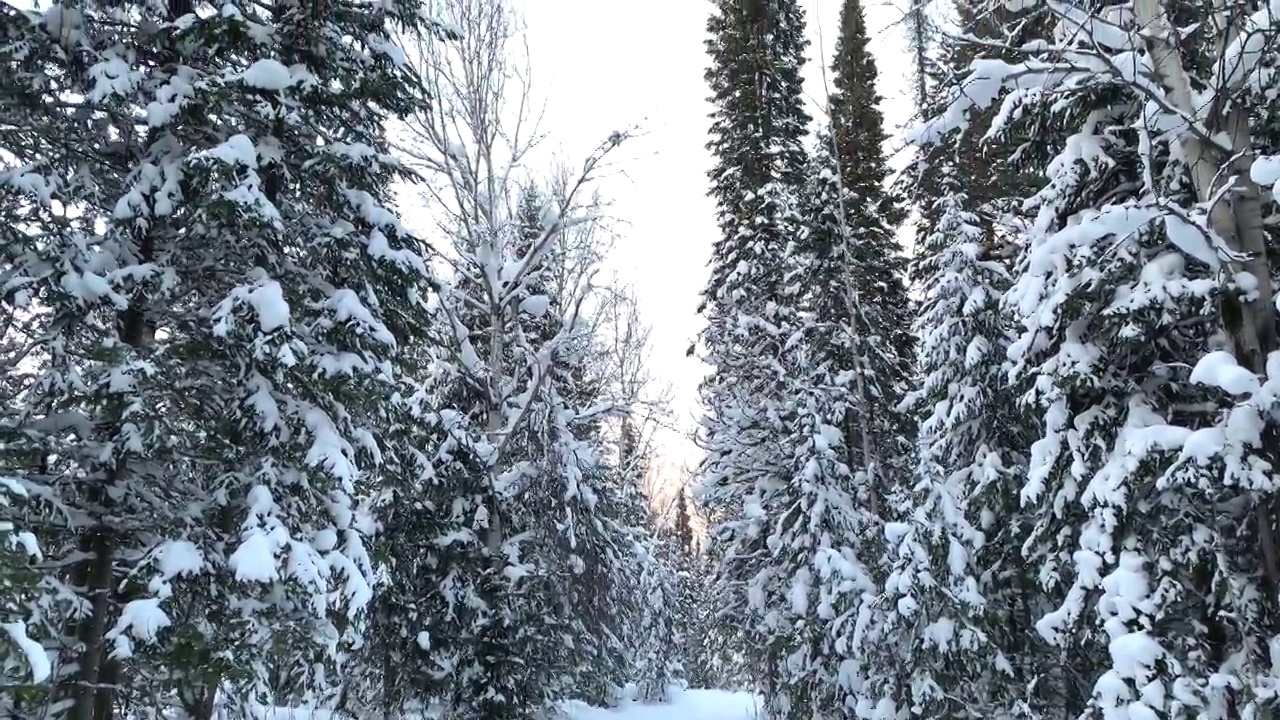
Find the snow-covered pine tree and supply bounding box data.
[0,4,81,698]
[695,0,814,710]
[1,0,436,715]
[753,131,886,718]
[360,342,453,718]
[510,183,654,709]
[1,5,175,715]
[626,531,686,704]
[758,0,916,711]
[915,0,1280,716]
[860,2,1042,716]
[642,498,699,702]
[817,0,915,495]
[879,158,1031,720]
[662,490,703,690]
[370,1,640,715]
[426,176,633,717]
[667,491,730,692]
[584,286,687,703]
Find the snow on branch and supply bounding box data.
[907,3,1223,150]
[392,0,635,508]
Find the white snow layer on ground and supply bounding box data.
[255,689,761,720]
[563,689,762,720]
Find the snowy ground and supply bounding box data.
[257,689,761,720]
[563,689,761,720]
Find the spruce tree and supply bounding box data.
[865,1,1044,715]
[913,0,1280,716]
[1,0,435,716]
[819,0,915,492]
[0,2,83,698]
[696,0,814,710]
[875,163,1031,719]
[766,0,916,711]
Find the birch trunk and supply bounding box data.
[1134,0,1280,599]
[484,299,506,559]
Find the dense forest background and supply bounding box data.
[5,0,1280,718]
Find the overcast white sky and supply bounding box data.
[514,0,915,464]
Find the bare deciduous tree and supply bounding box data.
[394,0,629,555]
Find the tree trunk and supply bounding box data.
[1131,7,1274,720]
[1134,0,1279,588]
[62,522,116,720]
